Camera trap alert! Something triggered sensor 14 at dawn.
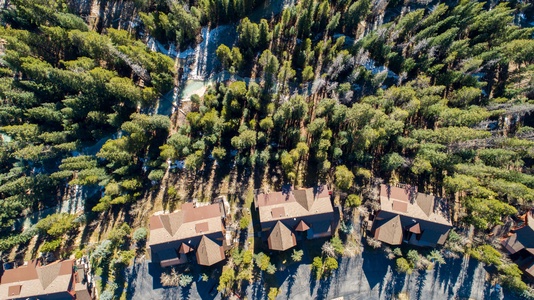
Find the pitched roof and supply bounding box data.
[295,220,310,231]
[408,223,421,234]
[178,242,193,254]
[255,185,334,224]
[374,215,403,245]
[196,236,225,266]
[268,221,297,251]
[148,203,224,247]
[0,260,75,300]
[379,184,451,226]
[503,211,534,254]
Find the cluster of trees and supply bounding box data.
[186,0,534,232]
[0,0,175,236]
[140,0,260,46]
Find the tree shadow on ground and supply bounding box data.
[361,246,391,292]
[282,264,299,299]
[456,258,480,298]
[435,256,465,298]
[413,270,428,300]
[384,271,407,299]
[316,275,334,300]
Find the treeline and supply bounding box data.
[0,0,175,231]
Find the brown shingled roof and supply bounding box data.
[0,260,75,300]
[408,223,421,234]
[375,216,403,245]
[195,222,209,234]
[295,220,310,231]
[178,242,193,254]
[196,236,225,266]
[392,201,408,213]
[148,203,224,247]
[268,221,297,251]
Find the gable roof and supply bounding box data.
[254,185,334,224]
[148,202,224,247]
[379,184,451,226]
[503,211,534,254]
[178,242,193,254]
[295,220,310,231]
[408,223,421,234]
[268,221,297,251]
[0,260,75,299]
[196,236,225,266]
[374,215,403,245]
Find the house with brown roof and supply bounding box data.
[148,202,226,267]
[502,210,534,279]
[254,185,336,251]
[0,259,92,300]
[369,184,452,247]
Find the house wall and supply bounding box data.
[149,231,224,262]
[259,212,335,238]
[11,291,75,300]
[373,210,451,246]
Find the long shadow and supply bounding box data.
[316,275,333,300]
[250,272,265,300]
[283,265,299,299]
[362,246,390,291]
[384,271,407,299]
[456,258,480,298]
[413,270,427,300]
[437,256,464,298]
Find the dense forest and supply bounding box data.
[0,0,534,298]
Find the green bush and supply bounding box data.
[239,215,251,229]
[396,257,412,274]
[291,249,304,262]
[41,239,62,252]
[132,227,148,241]
[346,194,362,207]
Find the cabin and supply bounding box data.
[254,185,336,251]
[502,210,534,279]
[0,259,92,300]
[148,202,226,267]
[369,184,452,247]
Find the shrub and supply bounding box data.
[254,252,271,271]
[41,239,62,252]
[115,250,135,265]
[239,215,251,229]
[108,223,131,245]
[366,237,382,249]
[393,248,403,257]
[407,249,420,265]
[36,213,77,237]
[179,274,194,287]
[161,268,181,287]
[148,169,165,182]
[346,194,362,207]
[92,240,113,260]
[330,236,344,256]
[396,257,412,274]
[243,250,253,265]
[427,250,445,265]
[268,287,279,300]
[291,249,304,262]
[217,268,235,293]
[469,245,502,266]
[132,227,148,241]
[324,257,339,274]
[312,256,323,280]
